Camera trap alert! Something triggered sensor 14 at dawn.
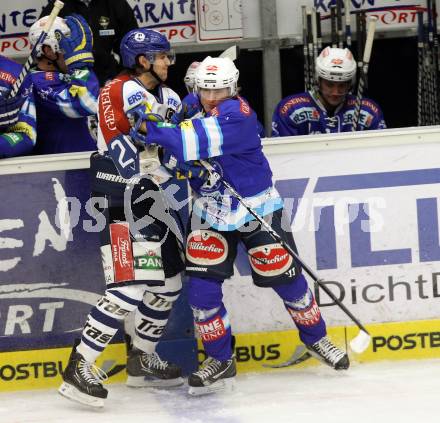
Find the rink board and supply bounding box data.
[1,318,440,391]
[1,126,440,392]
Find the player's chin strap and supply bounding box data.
[145,63,165,85]
[199,159,371,354]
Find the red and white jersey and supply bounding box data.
[97,73,181,152]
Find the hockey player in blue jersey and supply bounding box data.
[24,14,99,154]
[272,47,386,136]
[0,55,37,158]
[0,55,24,130]
[130,56,349,395]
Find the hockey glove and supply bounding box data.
[127,103,164,144]
[0,92,25,130]
[57,14,94,71]
[162,149,207,180]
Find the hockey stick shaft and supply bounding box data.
[10,0,64,97]
[302,6,310,91]
[330,5,337,48]
[352,16,377,131]
[336,0,344,48]
[199,160,371,340]
[311,7,318,63]
[345,0,352,47]
[417,9,425,126]
[433,0,440,123]
[306,10,315,91]
[316,10,323,52]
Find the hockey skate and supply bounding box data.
[306,336,350,370]
[58,348,108,408]
[126,347,183,388]
[188,356,236,396]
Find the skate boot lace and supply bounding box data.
[140,351,168,371]
[78,360,108,385]
[194,357,222,380]
[314,336,345,363]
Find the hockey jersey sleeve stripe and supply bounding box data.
[72,85,98,114]
[181,122,200,161]
[201,117,223,157]
[57,98,82,118]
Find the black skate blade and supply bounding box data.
[58,382,105,408]
[263,346,312,369]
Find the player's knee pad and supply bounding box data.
[284,288,314,311]
[97,285,145,320]
[131,290,178,348]
[187,277,223,310]
[272,273,309,303]
[145,273,182,302]
[191,305,221,323]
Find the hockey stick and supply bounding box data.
[306,10,315,92]
[344,0,352,48]
[219,45,240,61]
[316,10,323,53]
[9,0,64,97]
[330,5,338,48]
[426,0,437,124]
[199,160,371,354]
[417,9,425,126]
[263,345,312,369]
[336,0,344,48]
[311,7,318,64]
[433,0,440,123]
[352,15,377,131]
[302,6,310,91]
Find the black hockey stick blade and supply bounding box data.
[263,346,312,369]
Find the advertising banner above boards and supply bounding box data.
[0,0,437,58]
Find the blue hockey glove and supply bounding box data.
[127,103,164,144]
[0,92,25,130]
[162,149,207,180]
[56,14,94,71]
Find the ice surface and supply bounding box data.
[2,359,439,423]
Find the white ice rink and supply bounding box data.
[2,359,439,423]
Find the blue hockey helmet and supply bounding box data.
[120,28,175,68]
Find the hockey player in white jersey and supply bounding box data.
[58,28,184,408]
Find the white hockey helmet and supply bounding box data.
[184,61,201,92]
[195,56,239,97]
[29,16,70,57]
[315,47,356,83]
